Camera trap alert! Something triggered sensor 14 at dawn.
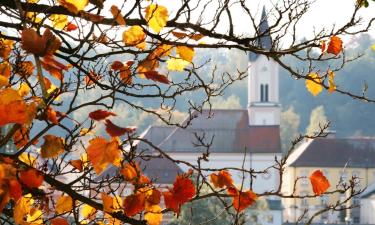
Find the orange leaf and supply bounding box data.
[85,71,101,86]
[87,137,121,174]
[172,31,188,39]
[142,71,170,84]
[162,191,180,214]
[56,195,73,214]
[146,189,161,205]
[327,36,343,56]
[122,26,146,48]
[210,170,234,188]
[21,28,61,57]
[40,55,68,80]
[228,187,257,212]
[19,169,44,189]
[89,109,117,121]
[111,61,125,71]
[41,134,65,158]
[123,193,146,217]
[65,22,78,31]
[176,46,195,62]
[121,163,139,181]
[46,106,59,124]
[145,205,162,225]
[0,88,28,126]
[110,5,126,26]
[51,218,69,225]
[69,159,83,172]
[310,170,330,196]
[0,62,11,78]
[104,119,136,137]
[102,192,114,213]
[13,126,30,149]
[163,175,195,214]
[9,179,22,201]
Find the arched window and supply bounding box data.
[265,84,269,102]
[260,84,264,102]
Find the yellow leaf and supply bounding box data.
[110,5,126,26]
[58,0,89,14]
[80,128,94,136]
[18,153,36,167]
[145,4,168,33]
[50,14,68,30]
[14,194,33,225]
[328,71,336,93]
[123,26,146,48]
[176,46,195,62]
[371,44,375,51]
[0,62,11,78]
[25,12,42,24]
[145,205,162,225]
[166,58,189,71]
[81,204,96,219]
[56,195,73,214]
[87,137,121,174]
[27,208,43,224]
[18,83,30,97]
[305,72,323,96]
[0,75,8,87]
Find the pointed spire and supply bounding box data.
[248,6,273,61]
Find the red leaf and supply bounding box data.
[88,109,116,121]
[9,179,22,201]
[104,119,136,137]
[142,71,170,84]
[111,61,125,71]
[123,193,146,217]
[65,22,78,31]
[327,36,343,56]
[310,170,330,196]
[227,187,257,212]
[210,170,234,188]
[69,159,83,172]
[163,175,195,214]
[163,191,180,214]
[19,168,44,189]
[51,218,69,225]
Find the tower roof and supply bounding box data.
[249,6,273,62]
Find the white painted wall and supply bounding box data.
[168,152,281,194]
[361,197,375,224]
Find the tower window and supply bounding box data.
[260,84,269,102]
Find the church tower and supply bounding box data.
[248,7,280,126]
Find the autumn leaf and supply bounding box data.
[104,119,136,137]
[81,204,97,219]
[139,71,169,84]
[89,109,117,121]
[111,5,126,26]
[145,4,168,33]
[176,46,195,62]
[0,62,11,78]
[14,194,33,225]
[18,83,30,97]
[58,0,89,14]
[0,75,8,86]
[18,61,34,78]
[172,31,204,41]
[21,28,61,57]
[305,73,323,96]
[121,163,139,181]
[163,175,195,214]
[123,192,146,217]
[56,195,73,214]
[210,170,234,189]
[41,134,65,158]
[123,26,146,49]
[227,187,257,212]
[371,44,375,51]
[19,168,44,189]
[87,137,121,174]
[40,55,69,80]
[85,71,101,86]
[0,88,28,126]
[146,189,161,205]
[327,36,343,56]
[166,58,189,71]
[69,159,83,171]
[13,126,30,149]
[50,14,68,30]
[102,192,114,213]
[65,22,78,32]
[9,179,22,201]
[310,170,330,196]
[328,71,336,93]
[51,218,69,225]
[145,205,162,225]
[18,153,36,167]
[0,37,14,59]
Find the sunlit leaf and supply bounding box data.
[87,137,121,174]
[89,109,116,121]
[110,5,126,26]
[56,195,73,214]
[121,163,139,181]
[210,170,234,189]
[166,58,189,71]
[310,170,330,196]
[123,26,146,49]
[145,205,162,225]
[18,83,30,97]
[19,169,44,189]
[0,37,14,59]
[227,187,257,212]
[0,62,11,78]
[58,0,89,14]
[328,71,336,93]
[0,75,8,87]
[0,88,28,126]
[145,4,169,33]
[69,159,83,172]
[50,14,68,30]
[163,175,195,214]
[65,22,78,31]
[123,192,146,217]
[327,36,343,56]
[176,46,195,62]
[305,72,323,96]
[21,28,61,57]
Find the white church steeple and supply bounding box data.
[247,7,280,126]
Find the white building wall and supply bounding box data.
[168,152,281,194]
[361,197,375,224]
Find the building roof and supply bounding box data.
[95,157,184,184]
[290,138,375,168]
[137,109,281,154]
[249,6,273,62]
